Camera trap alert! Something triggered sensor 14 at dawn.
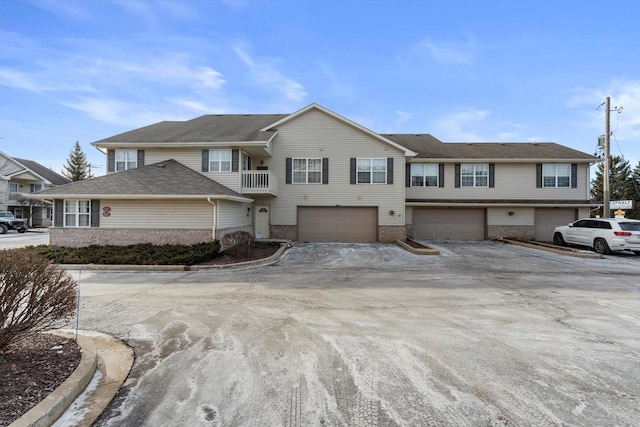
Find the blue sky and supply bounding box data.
[1,0,639,176]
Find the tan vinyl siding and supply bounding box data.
[144,148,240,192]
[217,200,252,230]
[269,108,406,226]
[100,200,212,229]
[407,163,590,200]
[487,208,535,226]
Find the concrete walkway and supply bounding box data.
[10,330,133,427]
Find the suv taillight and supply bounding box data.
[614,231,632,236]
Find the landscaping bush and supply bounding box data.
[23,241,221,265]
[221,231,252,258]
[0,248,77,350]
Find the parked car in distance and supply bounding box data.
[553,218,640,255]
[0,211,28,234]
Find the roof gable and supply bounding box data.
[262,104,417,156]
[13,158,71,185]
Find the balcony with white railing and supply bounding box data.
[241,170,278,196]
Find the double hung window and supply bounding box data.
[461,164,489,187]
[209,149,232,172]
[542,163,571,187]
[293,158,322,184]
[357,158,387,184]
[411,164,438,187]
[115,150,138,171]
[64,200,90,227]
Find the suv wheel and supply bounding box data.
[553,232,566,246]
[17,228,27,233]
[0,224,7,234]
[593,238,611,255]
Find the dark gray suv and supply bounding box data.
[0,211,28,234]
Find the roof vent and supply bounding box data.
[156,163,166,168]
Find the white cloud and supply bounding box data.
[0,67,96,93]
[394,110,412,126]
[28,0,92,19]
[566,79,640,141]
[415,36,477,66]
[234,46,307,102]
[431,107,536,142]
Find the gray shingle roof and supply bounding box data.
[35,159,245,199]
[13,158,72,185]
[383,134,598,161]
[93,114,287,144]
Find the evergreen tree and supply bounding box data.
[591,155,633,218]
[628,160,640,219]
[62,141,93,181]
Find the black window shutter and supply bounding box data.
[571,163,577,188]
[387,158,393,184]
[137,150,145,168]
[439,164,445,188]
[202,150,209,172]
[322,158,329,184]
[536,164,542,188]
[454,164,461,188]
[91,200,100,227]
[285,158,292,184]
[231,149,240,172]
[54,199,64,227]
[108,150,115,173]
[405,164,411,187]
[489,164,495,188]
[350,158,357,184]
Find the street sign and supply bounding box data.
[610,200,633,210]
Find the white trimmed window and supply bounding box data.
[357,158,387,184]
[115,149,138,172]
[461,164,489,187]
[543,163,571,187]
[64,200,90,227]
[293,158,322,184]
[9,183,18,193]
[209,149,232,172]
[411,164,438,187]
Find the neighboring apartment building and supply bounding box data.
[0,151,71,226]
[34,104,597,247]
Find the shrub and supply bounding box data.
[0,249,78,350]
[22,241,221,265]
[221,231,252,258]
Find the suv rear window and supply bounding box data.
[618,222,640,231]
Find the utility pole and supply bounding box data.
[603,96,611,218]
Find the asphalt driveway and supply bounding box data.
[67,242,640,426]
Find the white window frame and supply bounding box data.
[209,149,232,172]
[357,157,387,184]
[292,158,322,184]
[64,200,91,227]
[115,149,138,172]
[461,164,489,188]
[411,164,439,187]
[542,163,571,188]
[9,182,18,193]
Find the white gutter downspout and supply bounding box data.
[207,198,217,240]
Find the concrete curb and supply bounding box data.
[499,238,602,258]
[59,241,292,272]
[9,330,134,427]
[395,239,440,255]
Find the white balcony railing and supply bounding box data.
[241,170,278,195]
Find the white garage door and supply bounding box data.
[413,208,486,240]
[535,208,578,242]
[298,207,378,242]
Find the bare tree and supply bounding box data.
[0,249,78,349]
[16,197,45,227]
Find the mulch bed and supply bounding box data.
[0,243,283,425]
[200,241,282,265]
[0,333,81,426]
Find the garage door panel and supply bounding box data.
[535,208,578,242]
[413,208,486,240]
[298,207,377,242]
